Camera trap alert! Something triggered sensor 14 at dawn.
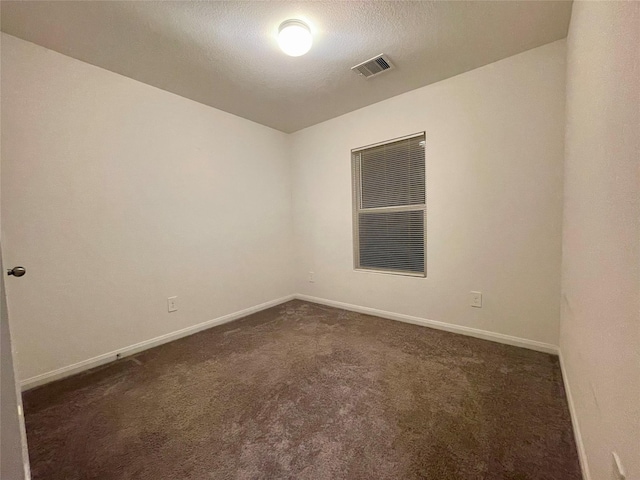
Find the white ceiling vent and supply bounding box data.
[351,54,394,79]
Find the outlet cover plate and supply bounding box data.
[470,291,482,308]
[167,296,177,313]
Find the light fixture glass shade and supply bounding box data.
[278,20,312,57]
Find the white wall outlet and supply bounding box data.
[308,271,315,283]
[167,296,177,313]
[612,452,626,480]
[470,291,482,308]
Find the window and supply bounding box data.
[352,133,426,276]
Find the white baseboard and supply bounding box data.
[295,294,559,355]
[20,295,295,391]
[21,293,560,391]
[558,351,591,480]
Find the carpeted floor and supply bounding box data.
[23,300,581,480]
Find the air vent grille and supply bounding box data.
[351,54,394,78]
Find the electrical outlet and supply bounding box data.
[612,452,626,480]
[167,296,177,313]
[470,291,482,308]
[308,271,315,283]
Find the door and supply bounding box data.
[1,244,31,480]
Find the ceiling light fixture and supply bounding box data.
[278,19,312,57]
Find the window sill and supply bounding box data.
[353,268,426,278]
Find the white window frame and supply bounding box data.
[351,132,427,277]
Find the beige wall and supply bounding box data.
[291,40,566,347]
[1,37,568,387]
[560,2,640,479]
[1,34,294,382]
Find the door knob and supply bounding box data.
[7,266,26,277]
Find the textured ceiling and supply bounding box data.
[0,1,572,133]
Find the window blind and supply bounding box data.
[352,133,426,276]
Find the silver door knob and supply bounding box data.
[7,266,26,277]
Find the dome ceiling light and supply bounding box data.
[278,19,312,57]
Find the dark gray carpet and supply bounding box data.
[23,300,581,479]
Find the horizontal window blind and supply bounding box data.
[352,133,426,276]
